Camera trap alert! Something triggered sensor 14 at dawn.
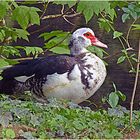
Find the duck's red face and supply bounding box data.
[83,32,108,48]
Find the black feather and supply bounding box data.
[1,54,77,79]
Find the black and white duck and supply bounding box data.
[0,28,108,103]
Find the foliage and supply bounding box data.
[88,46,108,59]
[117,50,137,65]
[113,31,123,39]
[12,6,40,29]
[77,1,115,23]
[53,1,76,7]
[122,2,140,22]
[0,1,139,139]
[2,128,16,139]
[0,0,138,70]
[0,46,43,67]
[108,83,126,108]
[132,24,140,30]
[40,30,71,54]
[0,95,140,139]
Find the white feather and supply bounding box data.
[15,74,35,82]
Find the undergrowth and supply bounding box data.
[0,95,140,139]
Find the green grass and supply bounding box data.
[0,94,140,139]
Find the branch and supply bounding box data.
[130,39,140,126]
[40,2,49,19]
[61,4,76,26]
[42,12,81,20]
[42,2,81,20]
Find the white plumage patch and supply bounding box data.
[68,65,81,80]
[42,64,87,103]
[15,74,35,82]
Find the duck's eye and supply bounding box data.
[84,32,91,37]
[86,33,90,36]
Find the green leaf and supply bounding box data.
[2,46,21,57]
[113,31,123,39]
[4,129,15,139]
[41,30,70,52]
[12,6,29,29]
[50,47,70,54]
[128,3,135,10]
[117,56,126,64]
[110,1,128,9]
[0,2,9,19]
[29,7,40,25]
[77,1,113,23]
[0,58,9,68]
[94,47,104,58]
[112,82,117,92]
[122,7,131,13]
[44,41,56,49]
[103,60,108,66]
[39,30,67,41]
[116,91,126,101]
[83,8,93,23]
[130,11,138,20]
[12,6,40,29]
[5,59,19,65]
[53,1,76,7]
[122,13,130,23]
[0,112,13,127]
[15,29,29,41]
[107,8,116,21]
[77,1,94,23]
[88,46,107,59]
[132,24,140,30]
[0,29,5,41]
[30,114,40,127]
[108,92,119,108]
[98,18,112,32]
[20,131,35,139]
[131,57,138,62]
[24,47,43,56]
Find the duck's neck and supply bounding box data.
[69,39,89,56]
[70,47,88,56]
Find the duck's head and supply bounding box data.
[69,28,108,56]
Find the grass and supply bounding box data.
[0,94,140,139]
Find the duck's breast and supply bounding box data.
[42,64,86,103]
[42,53,106,103]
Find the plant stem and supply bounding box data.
[130,39,140,126]
[118,37,134,70]
[126,19,137,44]
[40,2,49,19]
[0,46,4,56]
[121,20,136,49]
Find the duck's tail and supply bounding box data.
[0,79,24,95]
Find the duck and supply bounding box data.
[0,28,107,104]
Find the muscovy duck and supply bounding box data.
[0,28,107,103]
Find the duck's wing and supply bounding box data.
[1,54,77,80]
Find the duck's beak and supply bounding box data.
[92,38,108,48]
